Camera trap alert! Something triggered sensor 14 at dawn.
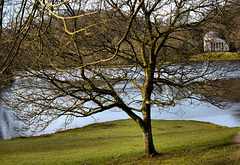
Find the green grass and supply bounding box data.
[190,52,240,61]
[0,120,240,164]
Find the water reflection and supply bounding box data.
[153,102,240,127]
[233,108,240,123]
[0,105,17,139]
[39,102,240,137]
[0,89,19,139]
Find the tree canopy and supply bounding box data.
[0,0,238,156]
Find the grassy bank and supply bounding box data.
[0,120,239,164]
[190,52,240,61]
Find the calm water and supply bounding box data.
[1,99,239,139]
[42,102,240,135]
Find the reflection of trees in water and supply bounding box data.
[3,111,9,129]
[0,107,7,139]
[0,88,17,139]
[0,120,3,139]
[0,106,15,139]
[0,108,7,139]
[233,107,240,123]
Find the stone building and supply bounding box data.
[204,31,229,52]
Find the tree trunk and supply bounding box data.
[141,64,159,156]
[0,0,4,39]
[141,123,158,156]
[140,66,158,156]
[141,102,158,156]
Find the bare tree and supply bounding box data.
[0,0,98,77]
[0,0,3,38]
[3,0,238,156]
[0,0,35,84]
[220,0,240,51]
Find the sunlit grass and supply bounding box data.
[190,52,240,61]
[0,120,239,164]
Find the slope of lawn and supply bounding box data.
[0,119,239,165]
[190,52,240,61]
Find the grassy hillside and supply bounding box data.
[190,52,240,61]
[0,120,239,164]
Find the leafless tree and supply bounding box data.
[2,0,238,156]
[0,0,4,38]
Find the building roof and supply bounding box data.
[204,31,221,39]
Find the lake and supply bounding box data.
[0,61,240,139]
[42,102,240,135]
[1,98,239,139]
